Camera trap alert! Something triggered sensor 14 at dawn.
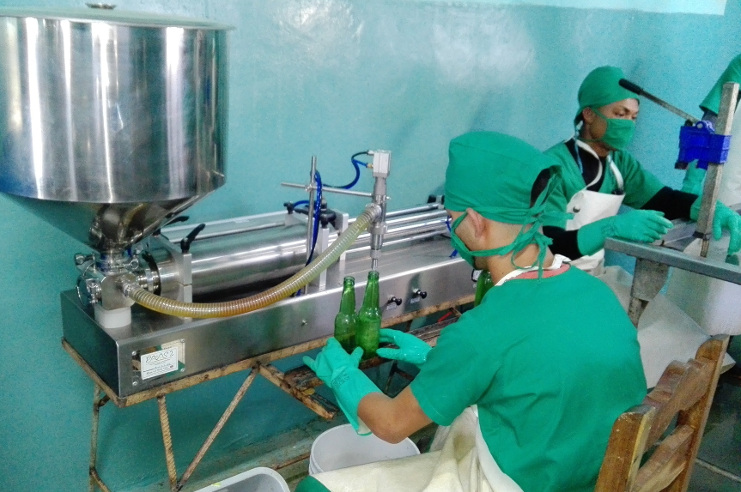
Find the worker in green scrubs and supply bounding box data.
[296,131,646,492]
[542,65,741,273]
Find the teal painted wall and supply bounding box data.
[0,1,739,490]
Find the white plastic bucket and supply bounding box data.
[195,466,289,492]
[308,424,420,475]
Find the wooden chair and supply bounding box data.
[595,335,730,492]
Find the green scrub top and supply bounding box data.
[410,267,646,492]
[542,141,665,229]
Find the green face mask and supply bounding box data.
[593,109,635,150]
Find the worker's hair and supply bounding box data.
[530,168,552,206]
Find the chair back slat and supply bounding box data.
[644,360,710,446]
[595,335,729,492]
[632,425,693,492]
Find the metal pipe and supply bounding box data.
[124,204,382,317]
[696,82,739,256]
[151,206,448,298]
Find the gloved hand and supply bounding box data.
[681,160,706,195]
[376,329,431,367]
[690,198,741,254]
[700,54,741,115]
[303,338,380,434]
[577,209,673,256]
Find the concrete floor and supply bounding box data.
[688,369,741,492]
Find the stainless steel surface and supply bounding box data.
[151,206,450,298]
[61,236,473,397]
[605,217,741,285]
[0,8,230,252]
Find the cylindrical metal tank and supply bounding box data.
[0,7,231,252]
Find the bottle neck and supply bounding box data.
[362,272,380,308]
[339,283,356,314]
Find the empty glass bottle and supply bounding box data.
[357,270,381,359]
[474,270,494,307]
[334,276,358,353]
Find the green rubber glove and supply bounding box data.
[303,338,381,435]
[700,54,741,115]
[690,198,741,254]
[681,161,706,195]
[376,328,431,367]
[577,210,674,256]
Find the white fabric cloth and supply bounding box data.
[313,407,521,492]
[665,237,741,335]
[565,142,625,272]
[597,266,733,387]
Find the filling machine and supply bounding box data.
[0,6,473,401]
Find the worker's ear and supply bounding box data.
[581,107,596,125]
[465,208,487,239]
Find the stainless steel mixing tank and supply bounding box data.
[0,7,230,253]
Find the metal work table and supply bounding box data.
[605,217,741,325]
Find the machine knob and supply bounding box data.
[413,289,427,299]
[387,296,403,306]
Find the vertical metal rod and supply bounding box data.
[157,395,178,492]
[89,385,107,492]
[306,156,318,264]
[177,368,258,490]
[698,82,739,257]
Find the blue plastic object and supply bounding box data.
[676,120,731,170]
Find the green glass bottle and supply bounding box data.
[474,270,494,307]
[356,270,381,360]
[334,276,358,353]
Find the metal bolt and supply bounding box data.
[131,351,137,356]
[301,320,307,326]
[132,381,138,386]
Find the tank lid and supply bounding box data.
[0,6,233,30]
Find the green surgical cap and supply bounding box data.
[575,66,638,123]
[444,131,561,224]
[700,54,741,115]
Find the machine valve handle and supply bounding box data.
[180,223,206,254]
[386,296,403,306]
[413,289,427,299]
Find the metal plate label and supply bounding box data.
[140,346,179,380]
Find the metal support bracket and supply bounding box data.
[628,258,670,326]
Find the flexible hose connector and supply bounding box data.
[124,204,382,318]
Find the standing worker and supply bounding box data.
[666,54,741,344]
[541,65,740,386]
[296,131,646,492]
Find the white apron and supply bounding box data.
[311,407,520,492]
[564,143,625,274]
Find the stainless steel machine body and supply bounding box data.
[62,205,472,397]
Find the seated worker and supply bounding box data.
[542,65,740,386]
[296,131,646,492]
[542,65,741,274]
